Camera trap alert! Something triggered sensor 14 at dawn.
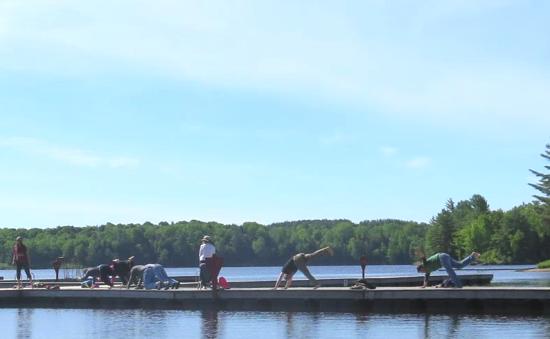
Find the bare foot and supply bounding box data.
[471,252,481,260]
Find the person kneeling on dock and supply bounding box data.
[81,264,115,288]
[140,264,180,290]
[274,246,333,289]
[417,252,480,288]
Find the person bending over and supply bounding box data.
[139,264,179,290]
[81,266,100,281]
[112,256,135,285]
[126,265,146,289]
[417,252,480,288]
[98,264,115,288]
[274,247,333,289]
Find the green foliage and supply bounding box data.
[0,219,430,268]
[537,259,550,269]
[529,143,550,256]
[4,140,550,271]
[0,193,548,267]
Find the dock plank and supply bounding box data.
[1,286,549,314]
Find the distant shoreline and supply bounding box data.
[521,268,550,272]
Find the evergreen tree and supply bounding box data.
[529,144,550,211]
[426,207,456,256]
[529,143,550,229]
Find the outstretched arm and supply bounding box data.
[127,269,136,289]
[422,273,430,288]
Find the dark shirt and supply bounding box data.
[113,260,133,284]
[98,264,114,286]
[13,244,29,264]
[82,266,100,280]
[282,258,298,275]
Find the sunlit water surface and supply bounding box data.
[1,308,549,339]
[1,265,550,338]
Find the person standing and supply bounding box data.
[12,236,33,289]
[52,257,64,282]
[274,246,334,289]
[417,252,481,288]
[198,235,218,289]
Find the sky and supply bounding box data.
[0,0,549,228]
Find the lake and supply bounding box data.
[1,265,550,338]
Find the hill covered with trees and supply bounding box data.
[1,144,548,269]
[0,197,546,268]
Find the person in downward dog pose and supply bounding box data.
[274,246,333,289]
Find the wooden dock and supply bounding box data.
[0,274,493,289]
[223,274,493,288]
[0,285,548,314]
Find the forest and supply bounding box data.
[1,144,549,269]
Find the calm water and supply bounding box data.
[1,265,550,338]
[1,309,549,339]
[2,264,550,285]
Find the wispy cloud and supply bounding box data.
[405,157,431,169]
[0,137,139,169]
[379,146,398,157]
[319,132,351,146]
[0,1,548,130]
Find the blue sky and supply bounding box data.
[0,0,548,228]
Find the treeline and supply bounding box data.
[0,218,426,268]
[0,195,548,268]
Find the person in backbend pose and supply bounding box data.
[274,246,334,289]
[417,252,481,288]
[12,236,33,289]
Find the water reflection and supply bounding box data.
[449,314,460,337]
[423,313,430,339]
[283,312,323,339]
[422,314,464,339]
[2,308,550,339]
[201,310,219,339]
[17,308,33,339]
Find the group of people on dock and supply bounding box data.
[9,235,481,290]
[81,260,180,290]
